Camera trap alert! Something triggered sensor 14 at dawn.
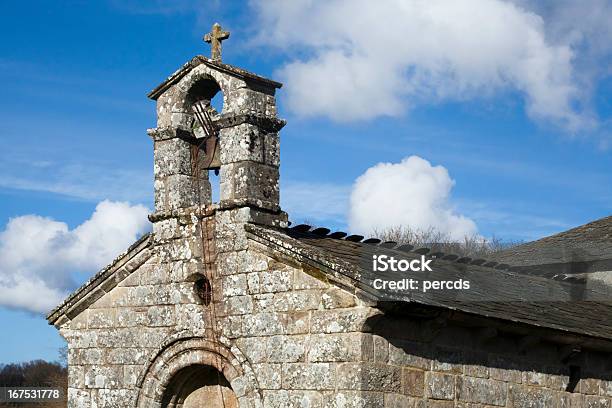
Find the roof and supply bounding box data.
[46,233,153,326]
[245,223,612,346]
[148,56,283,100]
[490,215,612,278]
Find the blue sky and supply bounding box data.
[0,1,610,363]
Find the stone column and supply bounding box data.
[213,115,288,256]
[148,127,212,217]
[217,117,284,213]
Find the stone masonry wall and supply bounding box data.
[214,211,376,407]
[59,208,381,407]
[364,315,612,408]
[59,210,214,407]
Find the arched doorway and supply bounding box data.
[134,337,262,408]
[161,365,238,408]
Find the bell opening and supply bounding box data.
[209,170,220,204]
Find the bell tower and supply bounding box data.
[147,23,287,231]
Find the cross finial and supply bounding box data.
[203,23,230,62]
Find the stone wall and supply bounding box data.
[364,315,612,408]
[58,206,374,407]
[60,210,212,406]
[215,210,377,407]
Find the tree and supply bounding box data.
[373,225,520,258]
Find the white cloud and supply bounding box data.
[0,201,151,314]
[252,0,600,130]
[349,156,477,239]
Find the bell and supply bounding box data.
[192,99,221,170]
[202,134,221,170]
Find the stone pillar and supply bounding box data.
[148,127,212,217]
[218,117,284,213]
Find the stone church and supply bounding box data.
[48,24,612,408]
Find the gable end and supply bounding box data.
[46,233,153,327]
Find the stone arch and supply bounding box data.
[156,66,236,130]
[175,65,242,116]
[134,337,261,408]
[186,75,223,112]
[161,365,237,408]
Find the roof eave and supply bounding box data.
[148,55,283,101]
[245,224,612,345]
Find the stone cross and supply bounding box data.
[203,23,230,62]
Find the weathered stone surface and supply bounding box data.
[383,393,415,408]
[310,308,373,334]
[263,389,324,407]
[308,333,367,362]
[146,305,175,326]
[67,388,90,408]
[282,363,336,390]
[321,288,357,309]
[325,391,384,407]
[84,366,123,389]
[70,348,103,366]
[123,365,142,388]
[260,269,293,293]
[116,307,147,327]
[457,376,507,406]
[220,161,280,211]
[68,365,85,389]
[219,124,267,164]
[388,341,430,370]
[426,372,455,400]
[154,138,193,177]
[242,312,286,336]
[424,401,453,408]
[373,335,389,363]
[286,311,310,335]
[252,363,281,389]
[221,295,254,315]
[273,290,321,312]
[267,335,307,362]
[94,388,138,407]
[463,363,489,379]
[524,370,548,387]
[222,274,248,296]
[402,368,424,397]
[581,378,603,395]
[237,337,268,363]
[508,384,560,408]
[547,372,569,391]
[337,363,402,392]
[293,269,328,290]
[584,395,611,408]
[87,308,115,329]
